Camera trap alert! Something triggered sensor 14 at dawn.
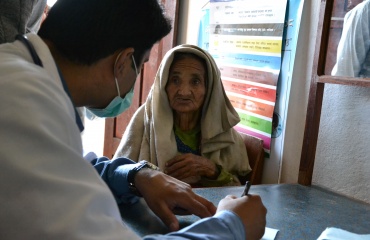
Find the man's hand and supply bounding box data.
[134,169,217,231]
[165,153,219,180]
[217,195,267,240]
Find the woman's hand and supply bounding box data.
[164,153,219,180]
[134,168,217,231]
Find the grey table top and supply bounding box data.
[119,184,370,239]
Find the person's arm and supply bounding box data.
[91,157,266,239]
[139,189,266,240]
[332,2,370,77]
[91,157,141,204]
[200,165,239,187]
[91,157,217,229]
[143,211,245,240]
[165,154,239,187]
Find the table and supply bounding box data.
[119,184,370,239]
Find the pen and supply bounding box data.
[241,181,251,197]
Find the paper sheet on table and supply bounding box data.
[317,227,370,240]
[261,227,279,240]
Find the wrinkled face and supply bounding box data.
[166,56,207,115]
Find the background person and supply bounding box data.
[0,0,266,239]
[331,0,370,77]
[0,0,47,44]
[26,0,48,33]
[114,44,251,187]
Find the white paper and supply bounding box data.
[261,227,279,240]
[317,227,370,240]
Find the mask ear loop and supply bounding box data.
[114,51,124,97]
[132,54,139,76]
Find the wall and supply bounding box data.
[177,0,208,44]
[290,1,370,204]
[313,85,370,203]
[81,115,105,157]
[178,1,370,204]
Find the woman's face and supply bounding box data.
[166,56,206,115]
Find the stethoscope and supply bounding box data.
[16,34,43,67]
[16,34,84,132]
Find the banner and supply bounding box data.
[208,0,288,156]
[198,0,305,183]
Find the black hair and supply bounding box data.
[38,0,172,65]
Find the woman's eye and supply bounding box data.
[192,79,201,85]
[169,78,180,85]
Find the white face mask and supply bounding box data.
[87,54,139,118]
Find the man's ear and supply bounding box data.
[114,47,135,76]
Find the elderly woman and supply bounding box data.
[114,44,251,187]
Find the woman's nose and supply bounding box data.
[177,84,191,95]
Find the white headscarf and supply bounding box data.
[114,44,251,181]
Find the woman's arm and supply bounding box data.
[164,153,239,187]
